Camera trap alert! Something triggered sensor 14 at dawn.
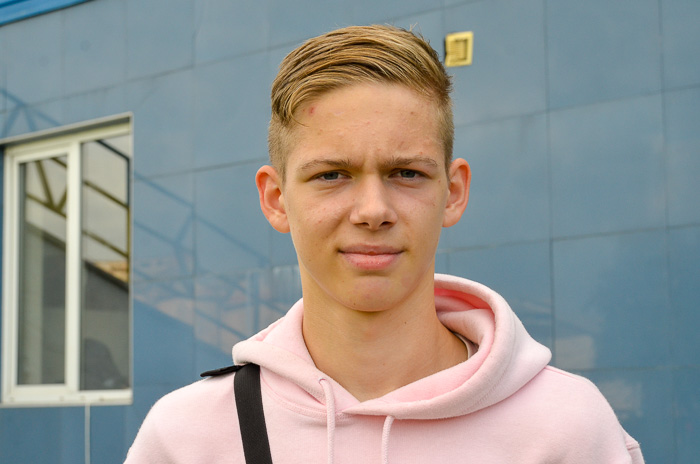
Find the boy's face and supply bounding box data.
[257,83,470,313]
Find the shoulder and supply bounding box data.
[156,372,235,413]
[511,366,643,461]
[148,373,238,436]
[125,374,241,463]
[523,366,623,425]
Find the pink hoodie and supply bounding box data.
[125,274,644,463]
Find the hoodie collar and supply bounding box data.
[232,274,552,420]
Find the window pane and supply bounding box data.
[80,135,130,390]
[17,156,68,385]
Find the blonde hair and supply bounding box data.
[268,25,454,178]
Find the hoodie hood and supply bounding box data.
[232,274,552,420]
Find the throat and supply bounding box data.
[303,308,468,402]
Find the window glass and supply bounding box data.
[17,155,68,385]
[80,135,130,390]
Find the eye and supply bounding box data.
[317,171,342,181]
[397,169,420,179]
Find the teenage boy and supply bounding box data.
[125,25,644,463]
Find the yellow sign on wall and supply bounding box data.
[445,31,474,67]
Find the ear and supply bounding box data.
[442,158,471,228]
[255,165,290,233]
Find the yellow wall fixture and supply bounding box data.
[445,31,473,67]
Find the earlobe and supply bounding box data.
[442,158,471,228]
[255,165,290,233]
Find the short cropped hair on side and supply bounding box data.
[268,25,454,180]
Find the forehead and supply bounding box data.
[286,84,443,166]
[297,83,436,122]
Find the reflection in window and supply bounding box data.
[18,156,68,385]
[81,135,130,390]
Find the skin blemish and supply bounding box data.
[308,106,315,115]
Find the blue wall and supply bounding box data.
[1,0,698,462]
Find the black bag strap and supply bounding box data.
[234,363,273,464]
[199,363,273,463]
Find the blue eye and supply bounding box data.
[319,172,340,180]
[399,170,418,178]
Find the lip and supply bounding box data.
[341,244,402,254]
[340,245,403,271]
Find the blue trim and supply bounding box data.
[0,0,90,26]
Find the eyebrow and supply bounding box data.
[382,156,439,170]
[298,155,439,172]
[298,158,354,172]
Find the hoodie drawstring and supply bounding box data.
[318,378,396,464]
[381,415,395,464]
[319,379,336,464]
[382,416,394,464]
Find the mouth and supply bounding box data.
[339,245,403,270]
[340,245,402,255]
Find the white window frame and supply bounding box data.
[1,119,132,407]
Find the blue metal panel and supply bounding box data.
[550,95,665,238]
[552,231,672,370]
[0,0,90,25]
[62,0,126,95]
[192,54,270,169]
[3,10,62,110]
[444,114,550,249]
[194,162,270,275]
[446,0,547,125]
[132,279,195,388]
[132,172,195,281]
[0,407,85,463]
[128,71,195,178]
[126,0,193,79]
[546,0,662,109]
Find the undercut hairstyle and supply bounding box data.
[268,25,454,179]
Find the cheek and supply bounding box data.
[398,190,445,219]
[288,204,341,246]
[409,197,448,242]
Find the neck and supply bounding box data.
[302,285,468,402]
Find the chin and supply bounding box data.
[340,282,410,312]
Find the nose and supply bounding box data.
[349,178,398,230]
